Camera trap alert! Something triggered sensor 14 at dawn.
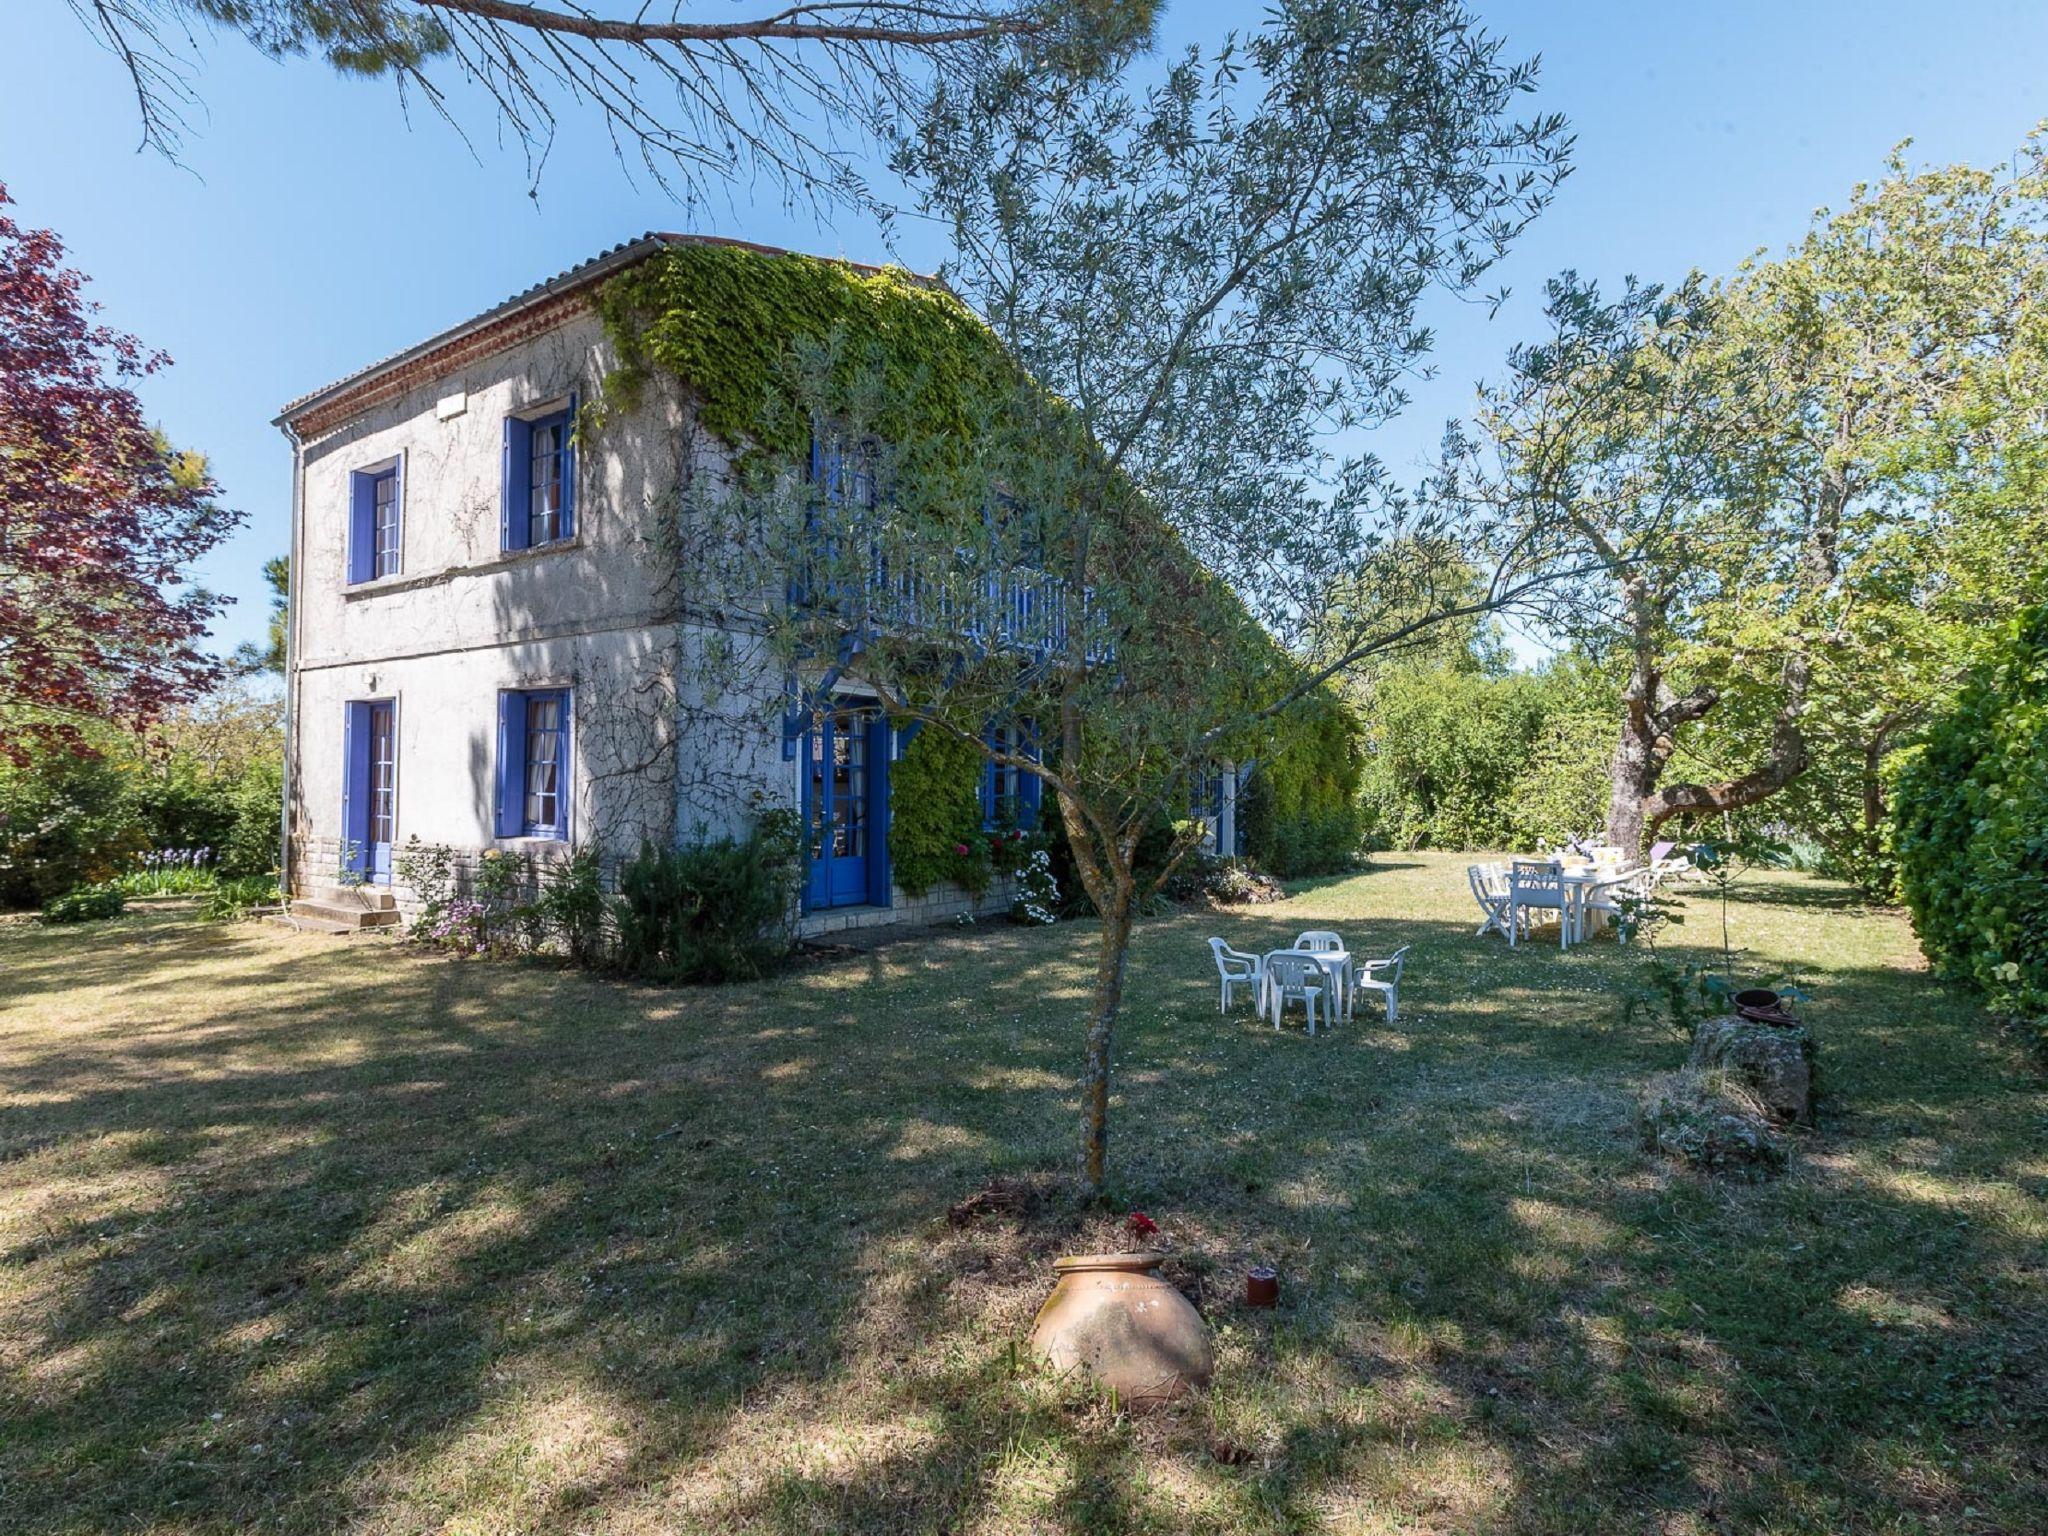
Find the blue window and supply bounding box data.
[495,688,571,839]
[347,460,402,584]
[501,400,577,552]
[981,721,1041,830]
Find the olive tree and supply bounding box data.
[674,0,1572,1195]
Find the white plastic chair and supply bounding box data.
[1469,863,1512,939]
[1509,861,1571,949]
[1292,932,1348,1016]
[1207,938,1264,1014]
[1262,951,1328,1035]
[1294,931,1344,952]
[1350,945,1410,1022]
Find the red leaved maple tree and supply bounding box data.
[0,184,239,758]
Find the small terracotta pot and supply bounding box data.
[1246,1266,1279,1308]
[1029,1252,1213,1405]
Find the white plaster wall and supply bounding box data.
[288,309,693,887]
[285,296,1019,936]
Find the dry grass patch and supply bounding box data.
[2,857,2044,1533]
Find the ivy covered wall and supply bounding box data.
[593,241,1365,884]
[1238,686,1365,877]
[595,242,1012,469]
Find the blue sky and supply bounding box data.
[7,0,2048,657]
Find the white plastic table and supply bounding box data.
[1263,946,1351,1021]
[1559,866,1643,942]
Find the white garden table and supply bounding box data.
[1559,865,1644,943]
[1263,946,1351,1020]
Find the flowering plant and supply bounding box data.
[1125,1210,1160,1245]
[1009,847,1060,925]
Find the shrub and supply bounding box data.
[539,849,607,965]
[1010,847,1060,925]
[0,749,145,908]
[41,884,126,924]
[202,874,279,923]
[1893,605,2048,1043]
[111,848,219,896]
[1355,657,1613,853]
[613,813,800,982]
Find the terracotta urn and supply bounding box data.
[1028,1252,1213,1404]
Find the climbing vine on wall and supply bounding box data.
[1238,687,1365,877]
[888,725,994,896]
[594,241,1017,471]
[593,241,1367,888]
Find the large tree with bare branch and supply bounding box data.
[61,0,1152,203]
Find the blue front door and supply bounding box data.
[342,699,396,883]
[804,704,886,909]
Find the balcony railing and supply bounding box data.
[792,547,1105,663]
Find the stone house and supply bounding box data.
[274,234,1241,935]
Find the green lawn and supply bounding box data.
[2,855,2042,1534]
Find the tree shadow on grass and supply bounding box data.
[1,864,2041,1533]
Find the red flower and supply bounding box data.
[954,842,970,856]
[1126,1210,1159,1238]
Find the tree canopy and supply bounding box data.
[0,183,239,759]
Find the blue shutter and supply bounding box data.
[560,391,579,540]
[502,416,533,551]
[347,474,376,584]
[868,714,892,907]
[340,701,371,876]
[494,691,527,837]
[339,701,356,872]
[981,726,999,829]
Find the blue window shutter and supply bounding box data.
[560,392,579,539]
[502,416,533,551]
[981,726,999,829]
[868,715,891,907]
[494,691,527,838]
[347,473,375,584]
[341,701,371,876]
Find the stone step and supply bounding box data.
[302,883,398,910]
[266,913,359,936]
[288,899,403,929]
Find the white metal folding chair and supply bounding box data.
[1262,951,1329,1035]
[1351,944,1410,1022]
[1469,863,1512,939]
[1207,938,1264,1014]
[1509,860,1571,949]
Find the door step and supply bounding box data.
[277,896,402,932]
[301,884,398,910]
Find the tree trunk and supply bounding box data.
[1080,878,1136,1200]
[1606,700,1661,855]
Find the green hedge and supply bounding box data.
[1893,605,2048,1041]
